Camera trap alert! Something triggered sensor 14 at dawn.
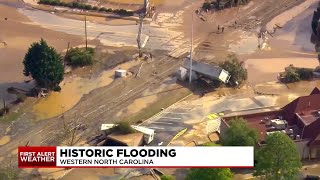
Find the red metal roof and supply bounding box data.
[223,88,320,144]
[282,94,320,125]
[310,87,320,95]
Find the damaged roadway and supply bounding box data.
[0,0,316,179]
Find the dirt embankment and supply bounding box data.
[266,0,318,32]
[245,57,319,84]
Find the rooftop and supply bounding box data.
[224,110,302,142]
[223,88,320,143]
[296,110,320,125]
[310,134,320,146]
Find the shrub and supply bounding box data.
[72,2,80,8]
[59,2,67,6]
[281,68,300,83]
[38,0,134,16]
[65,2,73,8]
[281,65,314,83]
[112,121,136,134]
[79,3,86,9]
[114,9,134,16]
[65,47,94,67]
[99,7,107,12]
[186,168,233,180]
[296,68,313,80]
[220,54,248,87]
[202,1,211,10]
[50,0,59,6]
[161,175,175,180]
[38,0,48,4]
[53,86,61,92]
[0,107,9,116]
[15,94,27,104]
[84,5,93,10]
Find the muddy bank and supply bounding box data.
[0,3,88,105]
[269,1,318,53]
[246,57,319,84]
[32,60,141,120]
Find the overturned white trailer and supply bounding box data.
[179,57,231,83]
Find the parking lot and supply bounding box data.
[140,95,280,146]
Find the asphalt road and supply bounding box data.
[18,8,194,54]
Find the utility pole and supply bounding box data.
[189,13,194,84]
[137,15,144,57]
[84,16,88,50]
[64,42,70,67]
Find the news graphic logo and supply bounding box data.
[18,146,254,168]
[18,146,56,168]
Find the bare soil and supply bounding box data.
[0,0,318,179]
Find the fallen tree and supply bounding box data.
[279,65,314,83]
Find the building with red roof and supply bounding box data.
[221,87,320,159]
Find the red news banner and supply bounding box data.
[18,146,254,168]
[19,146,56,168]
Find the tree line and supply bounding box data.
[38,0,134,16]
[203,0,251,11]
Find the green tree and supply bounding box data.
[65,47,94,67]
[23,39,64,90]
[220,54,247,87]
[160,174,175,180]
[186,168,233,180]
[254,132,302,180]
[221,117,258,146]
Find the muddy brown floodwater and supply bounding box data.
[245,57,319,84]
[0,135,10,146]
[32,60,141,120]
[229,31,260,55]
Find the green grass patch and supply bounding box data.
[0,111,22,123]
